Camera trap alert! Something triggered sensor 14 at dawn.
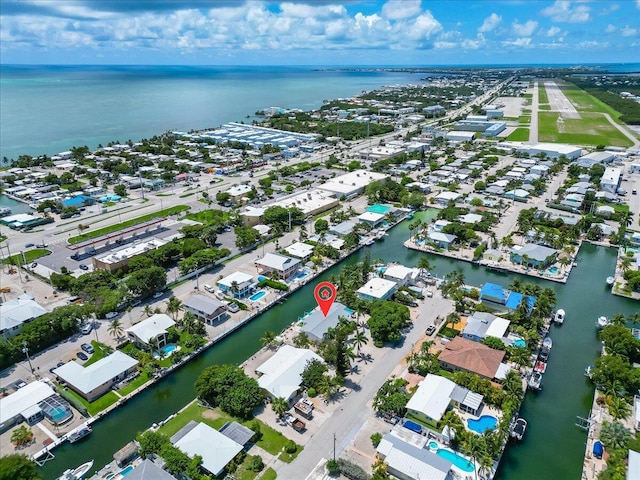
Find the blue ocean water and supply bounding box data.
[0,65,426,161]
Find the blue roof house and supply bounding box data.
[479,282,536,313]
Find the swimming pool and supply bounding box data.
[548,266,559,274]
[512,339,526,348]
[428,440,439,450]
[367,204,391,215]
[120,465,134,476]
[249,290,267,302]
[294,270,310,280]
[163,344,176,355]
[257,275,268,282]
[436,449,474,472]
[403,420,422,434]
[344,308,355,315]
[48,406,70,422]
[467,415,498,434]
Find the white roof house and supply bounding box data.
[255,345,323,402]
[406,374,457,422]
[383,265,420,286]
[226,184,253,199]
[217,271,255,290]
[255,253,301,280]
[125,314,175,346]
[54,351,138,400]
[356,277,398,301]
[172,422,243,477]
[358,211,385,226]
[459,213,483,224]
[0,295,48,337]
[600,167,622,194]
[434,191,461,204]
[0,381,55,429]
[283,242,315,260]
[377,433,452,480]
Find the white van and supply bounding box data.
[204,284,215,293]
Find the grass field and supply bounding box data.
[538,85,549,105]
[538,111,632,147]
[2,248,51,265]
[507,128,530,142]
[518,115,531,125]
[557,81,624,119]
[68,205,189,244]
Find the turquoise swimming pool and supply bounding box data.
[467,415,498,434]
[436,449,474,472]
[162,344,176,355]
[548,266,559,274]
[344,308,355,315]
[121,465,134,476]
[512,339,526,348]
[249,290,266,302]
[367,204,391,215]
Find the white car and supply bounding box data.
[105,312,118,319]
[153,291,164,299]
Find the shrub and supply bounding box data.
[370,432,382,447]
[249,455,264,472]
[285,440,297,454]
[326,459,340,474]
[307,387,317,397]
[338,459,371,480]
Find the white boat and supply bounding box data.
[606,276,615,285]
[585,365,594,379]
[554,309,565,324]
[596,316,610,329]
[528,371,543,391]
[67,425,92,444]
[375,230,386,241]
[365,239,375,246]
[542,336,553,351]
[511,417,527,441]
[57,460,94,480]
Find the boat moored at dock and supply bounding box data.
[56,459,93,480]
[67,425,92,444]
[596,316,610,329]
[528,371,543,391]
[554,309,565,324]
[511,417,528,441]
[606,276,614,286]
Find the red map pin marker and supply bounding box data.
[314,281,337,318]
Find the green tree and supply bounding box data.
[108,319,123,340]
[301,359,329,390]
[608,396,631,421]
[260,330,276,349]
[367,301,411,345]
[314,218,329,234]
[271,397,288,419]
[373,377,410,417]
[165,296,182,321]
[10,425,33,447]
[0,454,40,480]
[599,421,632,450]
[234,225,261,248]
[137,430,170,458]
[126,266,167,298]
[113,184,127,197]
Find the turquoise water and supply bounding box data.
[121,465,134,476]
[344,308,355,315]
[249,290,267,302]
[436,449,474,472]
[294,270,310,280]
[49,407,69,422]
[0,65,426,161]
[467,415,498,434]
[257,275,268,282]
[162,344,176,355]
[367,204,391,215]
[428,440,439,449]
[548,266,559,274]
[513,339,526,348]
[0,194,32,214]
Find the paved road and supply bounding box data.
[275,293,453,479]
[529,81,539,144]
[600,112,640,149]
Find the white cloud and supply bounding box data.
[621,26,638,37]
[381,0,421,20]
[546,26,561,37]
[605,24,616,34]
[512,20,538,37]
[478,13,501,33]
[503,37,532,47]
[541,1,591,23]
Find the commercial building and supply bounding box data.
[317,170,388,199]
[93,238,168,272]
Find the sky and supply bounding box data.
[1,0,639,66]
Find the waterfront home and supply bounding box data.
[283,242,315,262]
[182,295,227,325]
[462,312,510,343]
[308,233,345,250]
[358,211,385,228]
[434,191,462,206]
[255,252,301,280]
[125,458,177,480]
[0,381,59,432]
[510,243,558,269]
[482,249,503,263]
[406,374,484,423]
[479,282,536,313]
[329,220,356,237]
[54,351,138,402]
[376,433,453,480]
[125,314,176,350]
[427,231,458,250]
[0,294,48,339]
[459,213,483,224]
[255,345,323,403]
[433,220,451,232]
[300,302,354,343]
[171,421,245,477]
[217,271,257,299]
[383,264,420,286]
[438,337,507,380]
[356,277,398,301]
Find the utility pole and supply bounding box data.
[22,342,34,373]
[333,433,336,461]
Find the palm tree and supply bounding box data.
[143,305,153,317]
[608,396,631,421]
[230,281,240,298]
[353,330,368,356]
[445,312,460,330]
[620,256,632,273]
[165,296,182,321]
[610,313,627,327]
[502,370,524,399]
[462,433,485,480]
[599,421,632,450]
[108,319,123,341]
[271,397,288,419]
[417,256,433,276]
[260,330,276,349]
[181,311,200,334]
[11,425,33,447]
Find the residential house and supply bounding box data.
[600,167,622,194]
[357,211,385,228]
[53,351,138,402]
[283,242,315,262]
[255,253,301,280]
[376,433,453,480]
[428,231,457,249]
[462,312,510,343]
[406,374,484,423]
[479,282,536,313]
[225,184,253,203]
[300,302,354,343]
[329,220,356,237]
[503,189,530,202]
[432,220,451,232]
[126,459,177,480]
[125,314,176,349]
[171,422,244,477]
[438,337,507,380]
[255,345,324,403]
[0,381,57,432]
[383,264,420,286]
[217,271,257,298]
[459,213,483,224]
[356,277,398,301]
[182,295,227,325]
[482,249,503,263]
[510,243,558,269]
[434,191,461,206]
[0,294,48,338]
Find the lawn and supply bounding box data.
[83,341,111,366]
[60,387,120,416]
[278,443,302,463]
[117,372,151,396]
[233,457,261,480]
[557,81,625,119]
[538,111,632,147]
[158,402,297,456]
[68,205,190,244]
[507,128,530,142]
[518,115,531,125]
[2,248,51,265]
[538,86,549,105]
[262,468,277,480]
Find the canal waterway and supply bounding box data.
[41,210,638,479]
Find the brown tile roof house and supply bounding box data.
[438,337,505,379]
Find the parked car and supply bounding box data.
[81,343,94,354]
[153,291,164,299]
[105,312,118,319]
[227,303,240,313]
[30,262,37,268]
[426,325,436,336]
[79,264,89,270]
[36,243,48,248]
[77,352,88,361]
[25,243,34,248]
[80,324,93,335]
